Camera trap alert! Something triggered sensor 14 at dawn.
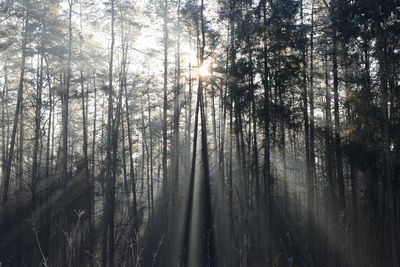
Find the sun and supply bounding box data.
[199,62,210,77]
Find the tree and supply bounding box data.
[1,10,28,206]
[0,0,399,266]
[102,0,116,265]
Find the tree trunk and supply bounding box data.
[162,0,169,211]
[1,63,8,183]
[376,16,399,266]
[31,50,44,210]
[332,25,345,212]
[324,54,336,217]
[124,84,137,226]
[147,89,154,217]
[172,0,181,208]
[102,0,116,265]
[2,13,28,205]
[262,1,272,261]
[43,57,53,260]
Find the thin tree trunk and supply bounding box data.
[61,2,73,263]
[186,52,193,178]
[172,0,181,208]
[1,63,8,181]
[102,0,115,265]
[262,0,272,261]
[124,84,137,221]
[162,0,169,211]
[377,18,399,266]
[324,54,336,217]
[89,74,96,262]
[181,56,201,267]
[198,3,214,265]
[332,25,345,212]
[147,89,154,216]
[309,2,318,262]
[2,13,28,205]
[43,57,53,260]
[31,49,44,210]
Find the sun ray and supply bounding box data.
[199,62,210,77]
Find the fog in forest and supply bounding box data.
[0,0,399,266]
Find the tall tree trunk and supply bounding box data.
[102,0,115,265]
[198,3,214,265]
[90,74,97,262]
[324,54,336,217]
[332,24,345,212]
[162,0,169,212]
[210,66,218,164]
[309,0,316,213]
[15,85,24,267]
[109,70,124,267]
[262,0,272,261]
[376,15,399,266]
[181,56,201,267]
[1,13,27,263]
[43,57,53,260]
[31,49,44,210]
[79,54,91,267]
[309,2,318,262]
[2,13,28,205]
[77,7,92,263]
[172,0,181,208]
[300,1,314,263]
[61,2,73,263]
[147,89,154,217]
[186,45,193,178]
[125,83,137,226]
[1,63,8,182]
[141,103,151,218]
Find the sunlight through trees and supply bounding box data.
[0,0,399,266]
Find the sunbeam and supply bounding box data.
[0,0,399,266]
